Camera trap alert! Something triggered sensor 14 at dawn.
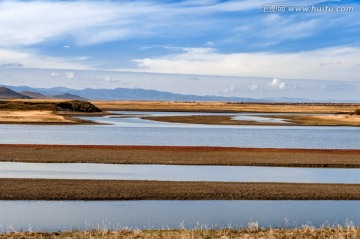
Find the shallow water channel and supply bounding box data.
[1,112,359,232]
[1,162,360,183]
[0,200,360,232]
[0,112,359,149]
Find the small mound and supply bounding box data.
[55,101,102,113]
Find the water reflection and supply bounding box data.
[1,162,360,183]
[0,201,359,232]
[0,112,359,149]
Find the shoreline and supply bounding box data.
[2,179,360,200]
[1,100,359,126]
[1,144,359,168]
[92,100,360,113]
[2,228,360,239]
[0,228,360,239]
[141,114,360,127]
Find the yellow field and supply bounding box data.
[92,100,359,113]
[0,110,76,124]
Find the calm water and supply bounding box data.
[1,162,360,183]
[0,201,359,232]
[1,112,359,232]
[0,112,359,149]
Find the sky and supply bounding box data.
[0,0,359,100]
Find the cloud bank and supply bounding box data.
[131,47,360,81]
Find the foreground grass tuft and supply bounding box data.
[2,227,360,239]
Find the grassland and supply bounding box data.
[92,100,360,113]
[0,110,94,124]
[2,227,360,239]
[0,100,103,124]
[1,99,359,125]
[2,178,360,200]
[96,100,360,126]
[1,144,359,168]
[278,114,360,126]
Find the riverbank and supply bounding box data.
[2,179,360,200]
[281,114,360,126]
[1,100,359,126]
[0,100,103,124]
[2,227,360,239]
[0,110,96,124]
[92,100,360,113]
[141,114,360,126]
[1,145,359,168]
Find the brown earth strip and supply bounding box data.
[1,144,360,168]
[2,179,360,200]
[142,115,295,126]
[3,228,360,239]
[141,114,360,126]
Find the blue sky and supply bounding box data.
[0,0,359,99]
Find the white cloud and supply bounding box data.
[249,84,259,91]
[104,76,122,83]
[65,72,76,80]
[270,78,286,90]
[223,85,237,94]
[0,48,91,70]
[50,72,59,77]
[205,41,215,47]
[0,0,267,47]
[1,62,23,68]
[130,46,360,81]
[0,1,122,46]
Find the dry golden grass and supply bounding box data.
[2,227,360,239]
[285,114,360,126]
[1,99,359,125]
[92,100,359,113]
[0,110,96,124]
[0,100,104,124]
[0,110,76,124]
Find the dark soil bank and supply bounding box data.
[2,179,360,200]
[1,144,359,168]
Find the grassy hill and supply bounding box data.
[0,100,102,113]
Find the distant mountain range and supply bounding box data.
[1,85,359,103]
[0,87,31,99]
[1,85,266,102]
[0,86,87,100]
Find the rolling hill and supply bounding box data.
[0,87,31,99]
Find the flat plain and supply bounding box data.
[1,100,359,126]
